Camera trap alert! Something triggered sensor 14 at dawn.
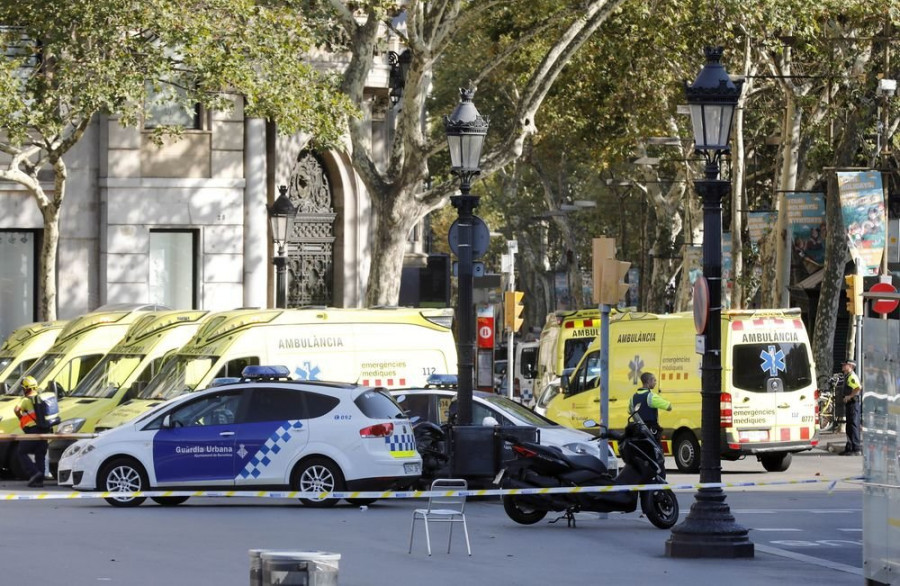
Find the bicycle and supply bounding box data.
[817,373,843,432]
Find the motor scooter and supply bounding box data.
[497,413,679,529]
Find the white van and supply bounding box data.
[94,307,457,430]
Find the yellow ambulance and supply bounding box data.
[0,305,163,477]
[535,309,602,393]
[545,309,819,473]
[47,310,209,468]
[93,307,457,430]
[0,321,67,391]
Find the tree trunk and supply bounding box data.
[39,204,60,321]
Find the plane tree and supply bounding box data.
[0,0,354,320]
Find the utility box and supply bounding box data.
[449,425,539,479]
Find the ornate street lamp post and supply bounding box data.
[666,46,753,558]
[267,185,298,309]
[444,88,489,425]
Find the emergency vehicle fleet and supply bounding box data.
[544,309,819,473]
[93,307,457,431]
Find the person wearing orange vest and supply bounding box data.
[13,376,50,487]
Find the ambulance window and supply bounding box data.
[246,388,306,421]
[216,357,259,378]
[563,339,591,369]
[570,352,602,396]
[731,343,813,392]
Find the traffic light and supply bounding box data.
[504,291,525,332]
[600,258,631,305]
[845,274,863,315]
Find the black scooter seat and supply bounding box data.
[564,453,609,476]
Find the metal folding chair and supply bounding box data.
[408,478,471,556]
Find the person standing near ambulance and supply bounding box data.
[13,376,52,487]
[841,360,862,456]
[629,372,672,444]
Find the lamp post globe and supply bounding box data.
[267,185,298,309]
[665,46,753,559]
[444,88,489,426]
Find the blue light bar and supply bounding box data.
[242,365,292,380]
[425,373,458,387]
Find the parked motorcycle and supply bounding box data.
[412,420,450,486]
[497,413,679,529]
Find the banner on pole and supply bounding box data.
[837,171,886,276]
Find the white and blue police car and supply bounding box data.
[58,366,422,507]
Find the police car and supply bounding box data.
[57,366,421,507]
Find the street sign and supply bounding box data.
[870,282,899,315]
[448,216,490,259]
[692,277,709,334]
[477,306,494,349]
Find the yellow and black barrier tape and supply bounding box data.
[0,433,99,441]
[0,476,863,502]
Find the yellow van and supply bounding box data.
[535,309,602,393]
[47,310,209,468]
[93,307,457,430]
[0,305,163,477]
[0,321,68,391]
[545,309,818,473]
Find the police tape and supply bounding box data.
[0,475,864,502]
[0,433,99,441]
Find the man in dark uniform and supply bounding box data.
[841,360,862,455]
[629,372,672,444]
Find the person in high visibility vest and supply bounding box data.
[629,373,672,444]
[840,360,862,456]
[13,376,50,487]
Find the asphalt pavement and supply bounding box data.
[0,429,866,586]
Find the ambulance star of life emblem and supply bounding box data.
[237,444,248,459]
[759,345,786,377]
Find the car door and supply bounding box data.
[234,387,311,486]
[152,389,247,486]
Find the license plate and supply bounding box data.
[739,429,769,442]
[404,462,421,474]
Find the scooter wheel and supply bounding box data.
[640,489,679,529]
[503,495,548,525]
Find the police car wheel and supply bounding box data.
[673,433,700,474]
[100,457,148,507]
[294,458,344,508]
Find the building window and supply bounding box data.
[149,230,198,308]
[144,82,203,130]
[0,230,38,340]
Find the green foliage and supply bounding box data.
[0,0,355,149]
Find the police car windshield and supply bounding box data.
[482,395,560,428]
[7,354,62,395]
[68,353,142,399]
[732,342,813,392]
[137,355,216,401]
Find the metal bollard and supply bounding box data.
[260,551,340,586]
[249,549,267,586]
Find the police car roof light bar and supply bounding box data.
[241,365,292,381]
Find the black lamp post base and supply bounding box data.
[665,488,754,558]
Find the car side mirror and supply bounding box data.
[48,380,65,399]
